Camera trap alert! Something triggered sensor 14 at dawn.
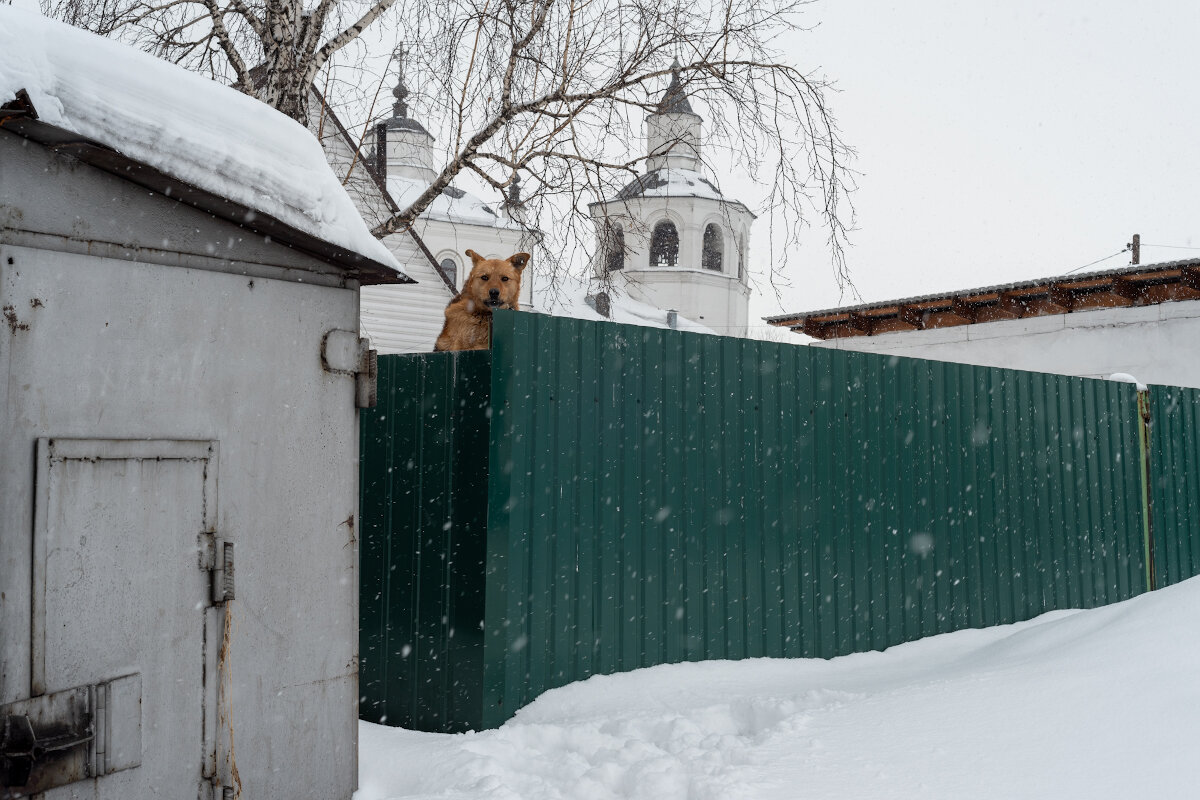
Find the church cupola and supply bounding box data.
[501,171,529,226]
[646,59,702,172]
[374,46,438,184]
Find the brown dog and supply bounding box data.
[434,250,531,351]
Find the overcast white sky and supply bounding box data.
[742,0,1200,328]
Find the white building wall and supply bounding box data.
[360,232,448,353]
[385,130,438,182]
[809,300,1200,389]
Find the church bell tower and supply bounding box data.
[588,60,753,336]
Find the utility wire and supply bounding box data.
[1063,247,1130,276]
[1139,243,1200,251]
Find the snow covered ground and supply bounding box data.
[358,576,1200,799]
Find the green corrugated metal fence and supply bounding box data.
[359,352,491,731]
[1149,385,1200,587]
[361,310,1195,733]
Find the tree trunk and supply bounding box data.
[261,74,311,124]
[257,0,311,124]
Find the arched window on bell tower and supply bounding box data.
[650,221,679,267]
[702,224,723,272]
[604,223,625,272]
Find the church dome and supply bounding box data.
[382,115,431,136]
[614,167,727,202]
[656,62,697,115]
[382,51,431,137]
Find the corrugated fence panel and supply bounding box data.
[361,313,1200,732]
[480,311,1148,728]
[360,351,491,732]
[1151,385,1200,587]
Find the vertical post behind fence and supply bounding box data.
[1136,388,1156,591]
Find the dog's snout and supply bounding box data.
[489,288,500,299]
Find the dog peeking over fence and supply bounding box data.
[434,250,530,352]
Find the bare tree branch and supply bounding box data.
[201,0,250,89]
[313,0,398,72]
[49,0,857,296]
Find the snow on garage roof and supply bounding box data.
[0,6,406,282]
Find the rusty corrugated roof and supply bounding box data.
[767,259,1200,340]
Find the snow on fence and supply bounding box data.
[359,311,1199,733]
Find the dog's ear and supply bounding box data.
[508,252,532,271]
[465,249,484,265]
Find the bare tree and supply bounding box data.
[43,0,396,121]
[373,0,854,293]
[45,0,855,293]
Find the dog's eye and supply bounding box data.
[501,276,509,282]
[480,275,489,281]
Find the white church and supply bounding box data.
[315,60,755,351]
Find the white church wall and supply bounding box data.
[698,210,743,275]
[385,132,437,181]
[808,299,1200,389]
[644,207,691,268]
[623,268,750,336]
[608,202,737,270]
[360,232,449,354]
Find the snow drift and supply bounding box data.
[359,575,1200,799]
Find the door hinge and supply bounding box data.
[321,329,378,409]
[199,533,235,604]
[0,674,141,797]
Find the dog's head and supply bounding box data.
[460,250,530,313]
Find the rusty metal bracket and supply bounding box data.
[0,89,39,127]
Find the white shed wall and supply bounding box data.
[1,133,362,798]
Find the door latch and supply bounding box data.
[0,675,141,797]
[1,711,94,790]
